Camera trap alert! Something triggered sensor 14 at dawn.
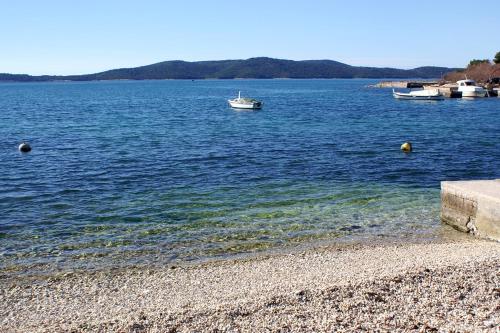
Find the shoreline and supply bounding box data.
[0,77,437,84]
[2,235,499,332]
[0,223,466,280]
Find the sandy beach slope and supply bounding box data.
[1,239,499,332]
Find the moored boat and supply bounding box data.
[493,88,500,98]
[392,89,444,100]
[457,79,487,98]
[228,91,262,109]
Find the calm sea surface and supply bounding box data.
[1,79,499,274]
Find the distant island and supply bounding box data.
[0,57,460,82]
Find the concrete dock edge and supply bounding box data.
[441,179,500,241]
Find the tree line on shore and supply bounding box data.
[444,51,500,83]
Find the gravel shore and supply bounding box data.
[1,239,499,332]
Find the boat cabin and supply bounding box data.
[457,79,477,87]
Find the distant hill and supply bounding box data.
[0,57,459,82]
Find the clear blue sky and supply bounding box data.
[1,0,498,75]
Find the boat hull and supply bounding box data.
[228,101,262,109]
[461,90,487,98]
[393,93,444,100]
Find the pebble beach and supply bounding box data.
[1,239,499,332]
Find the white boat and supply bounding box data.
[494,88,500,98]
[392,89,444,100]
[228,91,262,109]
[457,79,487,98]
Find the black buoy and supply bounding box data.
[18,142,32,153]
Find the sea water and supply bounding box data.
[1,79,499,274]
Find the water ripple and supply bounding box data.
[0,79,499,275]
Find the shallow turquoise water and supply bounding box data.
[0,79,499,273]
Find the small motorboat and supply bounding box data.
[228,91,262,109]
[457,79,487,98]
[393,89,444,100]
[493,88,500,98]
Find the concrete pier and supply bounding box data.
[423,84,461,98]
[370,81,438,88]
[441,180,500,241]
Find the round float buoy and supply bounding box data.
[18,142,32,153]
[400,142,412,153]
